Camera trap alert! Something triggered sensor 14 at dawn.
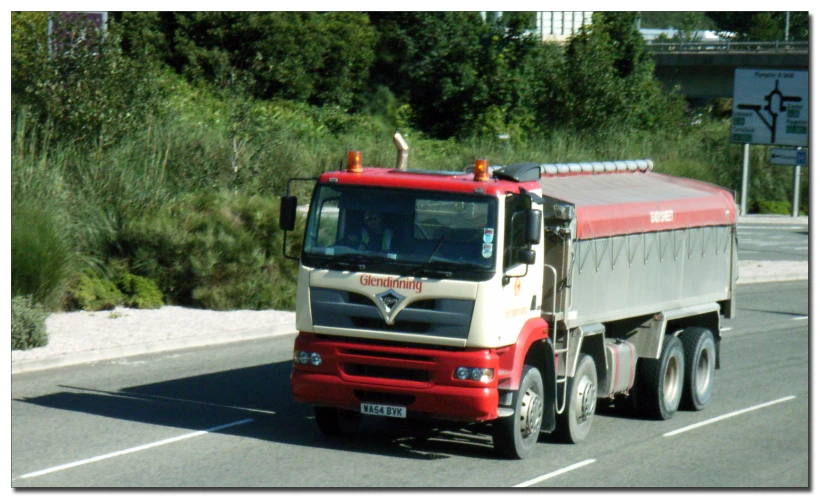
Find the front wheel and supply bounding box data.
[554,353,597,443]
[680,327,716,411]
[493,365,544,459]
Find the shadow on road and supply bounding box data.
[14,360,509,461]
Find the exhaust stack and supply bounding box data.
[393,131,409,170]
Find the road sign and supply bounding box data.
[731,69,808,146]
[769,148,807,166]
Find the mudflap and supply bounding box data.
[541,338,557,433]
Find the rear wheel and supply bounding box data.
[632,335,684,420]
[680,327,716,411]
[554,353,597,443]
[493,365,544,459]
[314,406,362,436]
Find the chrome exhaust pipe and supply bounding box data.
[393,131,409,170]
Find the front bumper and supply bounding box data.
[291,333,500,421]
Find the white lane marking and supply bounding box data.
[720,327,732,332]
[63,386,278,416]
[792,316,809,321]
[513,459,596,487]
[17,418,255,479]
[663,396,796,438]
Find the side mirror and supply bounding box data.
[526,209,542,245]
[279,196,297,231]
[517,248,536,265]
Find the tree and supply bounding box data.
[368,12,487,138]
[706,12,808,41]
[172,12,376,110]
[13,12,164,145]
[560,12,684,132]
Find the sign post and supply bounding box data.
[731,69,808,216]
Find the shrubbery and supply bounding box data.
[12,295,49,350]
[117,190,301,311]
[10,12,809,315]
[67,273,124,311]
[119,273,164,309]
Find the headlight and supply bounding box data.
[294,350,322,366]
[454,366,494,383]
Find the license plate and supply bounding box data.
[360,403,406,418]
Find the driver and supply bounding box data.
[349,211,393,251]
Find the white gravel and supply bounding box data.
[11,259,806,364]
[12,306,295,363]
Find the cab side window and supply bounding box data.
[503,194,530,270]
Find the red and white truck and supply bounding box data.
[279,135,737,459]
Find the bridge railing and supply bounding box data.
[648,40,809,54]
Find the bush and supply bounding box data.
[117,190,301,310]
[12,295,49,350]
[11,200,74,308]
[118,273,164,309]
[67,273,124,311]
[754,200,805,216]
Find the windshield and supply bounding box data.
[302,184,498,280]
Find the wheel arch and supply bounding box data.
[578,332,607,398]
[497,317,555,431]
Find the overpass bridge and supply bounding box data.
[649,41,809,103]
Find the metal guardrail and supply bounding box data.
[648,40,809,54]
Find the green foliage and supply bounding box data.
[11,12,809,314]
[369,12,487,138]
[754,200,791,215]
[117,191,301,310]
[68,273,124,311]
[14,13,165,146]
[706,12,807,41]
[11,200,74,307]
[12,296,49,351]
[561,13,684,133]
[173,12,376,110]
[118,273,164,309]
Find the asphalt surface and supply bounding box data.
[11,280,809,487]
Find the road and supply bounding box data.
[737,222,808,261]
[12,280,808,487]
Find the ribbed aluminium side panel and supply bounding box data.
[564,226,734,326]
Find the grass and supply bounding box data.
[11,99,808,312]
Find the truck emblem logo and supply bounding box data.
[377,289,405,315]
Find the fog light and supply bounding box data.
[455,367,470,380]
[309,352,322,366]
[297,351,310,365]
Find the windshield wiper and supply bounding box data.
[405,236,453,278]
[325,253,370,271]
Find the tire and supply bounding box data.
[314,406,362,436]
[554,354,597,443]
[680,327,716,411]
[632,334,684,420]
[493,365,544,459]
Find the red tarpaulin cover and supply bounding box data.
[539,172,736,240]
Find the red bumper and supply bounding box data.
[290,333,500,421]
